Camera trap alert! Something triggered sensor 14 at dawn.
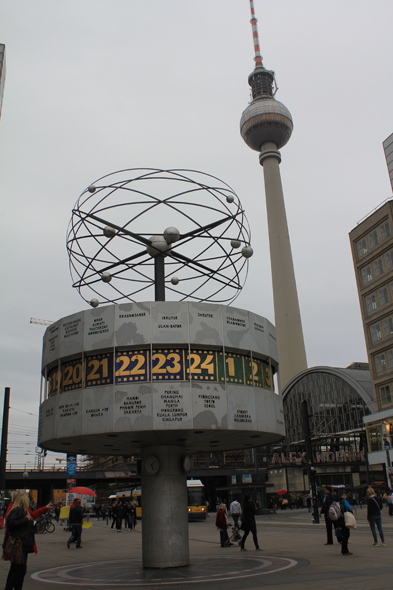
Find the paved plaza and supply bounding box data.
[1,508,392,590]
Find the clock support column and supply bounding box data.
[141,445,189,568]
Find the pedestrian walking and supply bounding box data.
[319,485,337,545]
[54,504,60,522]
[129,501,136,531]
[124,501,132,530]
[110,501,117,529]
[239,495,262,552]
[116,501,125,532]
[215,504,232,547]
[67,498,83,549]
[334,490,354,555]
[366,487,386,546]
[229,498,241,530]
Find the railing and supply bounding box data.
[5,465,88,473]
[357,197,393,225]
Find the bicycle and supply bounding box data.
[35,513,55,534]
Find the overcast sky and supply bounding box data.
[1,0,392,470]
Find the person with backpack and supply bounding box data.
[328,490,353,555]
[366,487,386,546]
[320,485,336,545]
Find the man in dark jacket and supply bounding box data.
[320,485,335,545]
[67,499,83,549]
[116,501,126,532]
[239,495,262,551]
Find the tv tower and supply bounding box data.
[240,0,307,389]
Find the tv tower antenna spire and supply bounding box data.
[240,0,308,390]
[249,0,263,68]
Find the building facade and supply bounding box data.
[349,160,393,488]
[350,200,393,414]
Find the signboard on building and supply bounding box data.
[271,450,366,466]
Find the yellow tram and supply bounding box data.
[116,480,206,521]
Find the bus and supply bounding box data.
[126,480,206,521]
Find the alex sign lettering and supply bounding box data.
[271,450,366,465]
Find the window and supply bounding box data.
[371,323,381,342]
[357,238,367,257]
[362,266,372,284]
[372,323,383,341]
[369,230,379,248]
[367,424,383,452]
[383,317,393,336]
[379,287,389,306]
[385,250,393,269]
[389,350,393,368]
[380,385,392,405]
[366,294,377,312]
[374,258,384,277]
[381,221,390,241]
[376,354,387,372]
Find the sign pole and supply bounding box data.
[0,388,10,495]
[301,399,319,524]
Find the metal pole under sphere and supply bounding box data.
[154,255,166,301]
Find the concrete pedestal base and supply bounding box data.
[141,445,189,568]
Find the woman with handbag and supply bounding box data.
[366,487,386,546]
[2,491,51,590]
[335,490,354,556]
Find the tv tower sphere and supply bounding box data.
[240,82,293,151]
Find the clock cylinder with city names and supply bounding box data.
[38,302,284,455]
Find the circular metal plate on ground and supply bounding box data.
[32,555,302,588]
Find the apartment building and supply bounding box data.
[349,138,393,487]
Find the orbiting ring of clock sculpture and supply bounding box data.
[38,169,284,569]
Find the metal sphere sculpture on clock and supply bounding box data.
[67,168,253,305]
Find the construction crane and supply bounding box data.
[30,317,53,326]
